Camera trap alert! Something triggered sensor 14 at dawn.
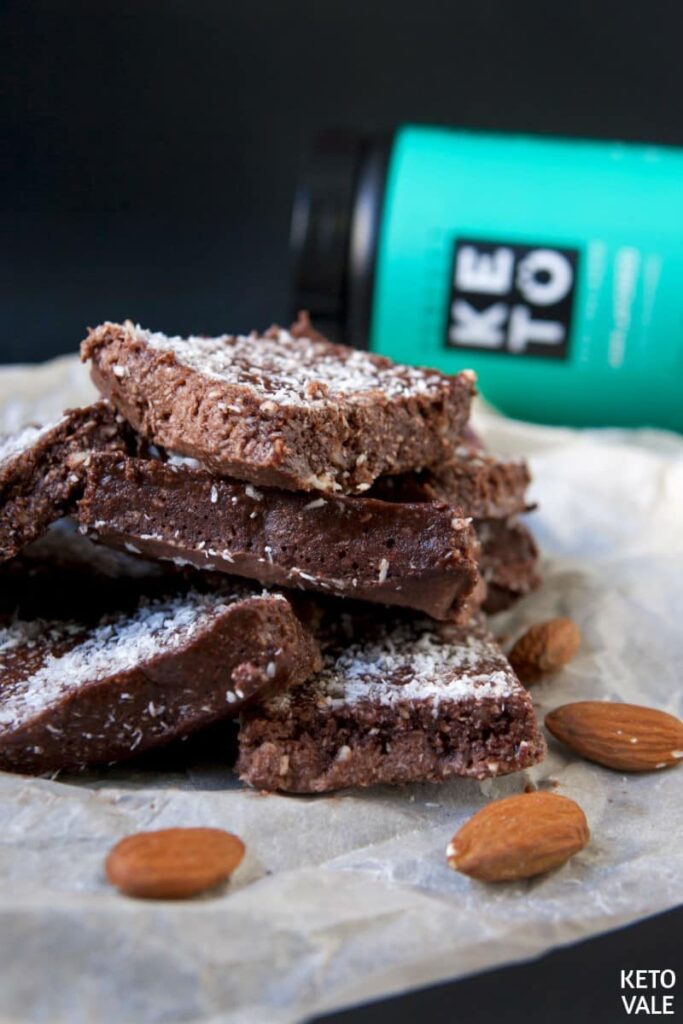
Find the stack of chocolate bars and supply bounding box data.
[0,315,544,790]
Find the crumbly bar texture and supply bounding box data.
[78,454,482,621]
[370,444,531,519]
[0,586,321,775]
[238,613,545,793]
[0,402,130,562]
[478,517,541,614]
[287,310,328,343]
[81,321,475,494]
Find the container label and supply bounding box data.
[445,238,579,359]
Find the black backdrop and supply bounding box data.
[2,0,681,363]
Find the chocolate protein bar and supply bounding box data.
[238,612,545,793]
[478,517,541,613]
[78,453,482,621]
[0,585,320,774]
[0,402,129,562]
[370,444,531,519]
[81,320,475,494]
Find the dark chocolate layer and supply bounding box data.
[478,517,541,613]
[370,444,540,613]
[78,454,482,621]
[370,446,531,521]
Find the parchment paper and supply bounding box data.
[1,356,682,1024]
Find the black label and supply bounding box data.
[445,238,579,359]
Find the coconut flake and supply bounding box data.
[0,586,263,732]
[138,324,455,408]
[0,416,66,470]
[269,619,518,713]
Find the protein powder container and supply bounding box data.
[290,126,683,430]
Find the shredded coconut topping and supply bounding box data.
[0,417,64,470]
[166,452,203,470]
[138,325,453,407]
[270,620,517,712]
[0,586,268,732]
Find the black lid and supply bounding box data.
[290,131,391,348]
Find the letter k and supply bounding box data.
[449,301,508,348]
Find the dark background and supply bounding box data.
[2,0,682,363]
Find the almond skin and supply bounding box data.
[446,791,589,882]
[106,827,245,899]
[545,701,683,772]
[509,618,581,683]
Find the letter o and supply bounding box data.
[517,249,574,306]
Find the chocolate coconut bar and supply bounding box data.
[0,402,129,562]
[81,321,475,494]
[78,454,482,621]
[370,442,539,612]
[0,585,320,775]
[370,444,531,519]
[238,613,545,793]
[478,517,541,613]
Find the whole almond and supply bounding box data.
[106,827,245,899]
[545,701,683,772]
[446,791,589,882]
[509,618,581,682]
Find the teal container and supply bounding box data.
[292,127,683,430]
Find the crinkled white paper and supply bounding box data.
[1,356,682,1024]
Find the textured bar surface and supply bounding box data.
[478,517,541,613]
[0,402,129,561]
[238,612,545,792]
[370,445,530,519]
[81,321,475,494]
[0,585,320,774]
[79,454,482,621]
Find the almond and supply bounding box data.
[509,618,581,682]
[545,701,683,772]
[106,827,245,899]
[446,791,589,882]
